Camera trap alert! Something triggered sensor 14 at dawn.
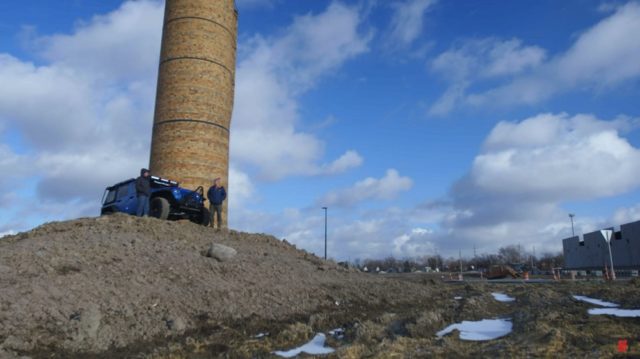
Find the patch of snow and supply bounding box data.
[273,333,334,358]
[437,319,512,341]
[254,332,269,339]
[572,295,619,308]
[588,308,640,317]
[454,296,463,300]
[491,293,515,302]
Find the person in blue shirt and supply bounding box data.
[207,178,227,229]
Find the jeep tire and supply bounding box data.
[200,207,211,226]
[150,197,170,220]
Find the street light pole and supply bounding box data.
[569,213,575,237]
[322,207,328,260]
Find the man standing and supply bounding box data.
[207,178,227,228]
[135,168,151,217]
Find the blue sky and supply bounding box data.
[1,0,639,261]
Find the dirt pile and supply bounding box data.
[0,214,436,357]
[2,214,640,358]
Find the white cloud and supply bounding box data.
[386,0,437,49]
[392,227,435,258]
[231,2,370,180]
[466,2,640,107]
[233,206,443,260]
[321,150,364,175]
[0,2,162,153]
[438,112,640,254]
[34,151,144,202]
[0,0,163,229]
[0,144,31,184]
[0,230,16,238]
[429,38,546,115]
[482,39,547,78]
[473,113,640,200]
[38,0,163,82]
[612,204,640,225]
[319,169,413,207]
[228,167,255,211]
[431,38,545,81]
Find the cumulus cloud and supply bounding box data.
[320,150,364,175]
[439,113,640,254]
[385,0,437,49]
[0,230,16,239]
[0,144,31,186]
[38,0,163,82]
[0,1,162,207]
[473,113,640,200]
[232,2,370,180]
[0,0,163,230]
[392,227,436,257]
[466,2,640,107]
[228,167,255,211]
[268,113,636,258]
[318,169,413,207]
[612,204,640,225]
[429,38,546,115]
[230,204,443,260]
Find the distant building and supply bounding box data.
[563,220,640,270]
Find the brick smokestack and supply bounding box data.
[150,0,237,227]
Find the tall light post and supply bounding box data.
[601,229,616,280]
[322,207,328,260]
[568,213,575,237]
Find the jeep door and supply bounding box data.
[116,182,137,215]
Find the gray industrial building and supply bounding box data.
[563,220,640,270]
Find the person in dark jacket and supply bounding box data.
[135,168,151,217]
[207,178,227,228]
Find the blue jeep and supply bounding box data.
[101,176,210,225]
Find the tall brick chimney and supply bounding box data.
[150,0,237,227]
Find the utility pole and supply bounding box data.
[532,245,536,270]
[322,207,328,260]
[530,254,534,270]
[473,244,477,271]
[569,213,575,237]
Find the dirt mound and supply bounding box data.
[0,214,435,357]
[3,215,640,358]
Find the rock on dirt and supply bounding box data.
[206,243,237,262]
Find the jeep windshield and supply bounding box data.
[103,188,117,204]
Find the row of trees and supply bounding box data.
[354,245,564,273]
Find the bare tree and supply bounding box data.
[498,245,523,264]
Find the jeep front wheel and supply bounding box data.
[150,197,170,220]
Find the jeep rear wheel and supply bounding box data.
[150,197,170,220]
